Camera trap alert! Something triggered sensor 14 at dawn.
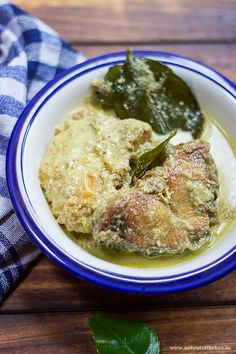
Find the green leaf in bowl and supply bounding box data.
[92,50,204,138]
[89,313,160,354]
[130,129,177,183]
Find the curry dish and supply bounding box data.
[40,106,219,256]
[39,52,235,262]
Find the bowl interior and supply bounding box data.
[15,54,236,279]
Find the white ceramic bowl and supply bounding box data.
[6,51,236,293]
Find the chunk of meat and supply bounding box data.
[93,190,190,255]
[93,141,219,255]
[39,107,153,233]
[166,141,218,227]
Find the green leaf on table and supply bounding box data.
[89,313,160,354]
[130,129,177,183]
[92,49,204,138]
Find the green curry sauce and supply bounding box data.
[63,114,236,268]
[65,218,235,268]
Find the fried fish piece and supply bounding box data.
[93,141,219,255]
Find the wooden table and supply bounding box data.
[1,1,236,353]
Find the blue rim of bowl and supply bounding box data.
[6,51,236,294]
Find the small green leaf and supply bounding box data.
[130,129,177,183]
[92,50,204,138]
[89,313,160,354]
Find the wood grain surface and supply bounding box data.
[2,0,236,353]
[13,0,236,43]
[1,307,236,354]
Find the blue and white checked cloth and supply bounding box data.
[0,1,85,302]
